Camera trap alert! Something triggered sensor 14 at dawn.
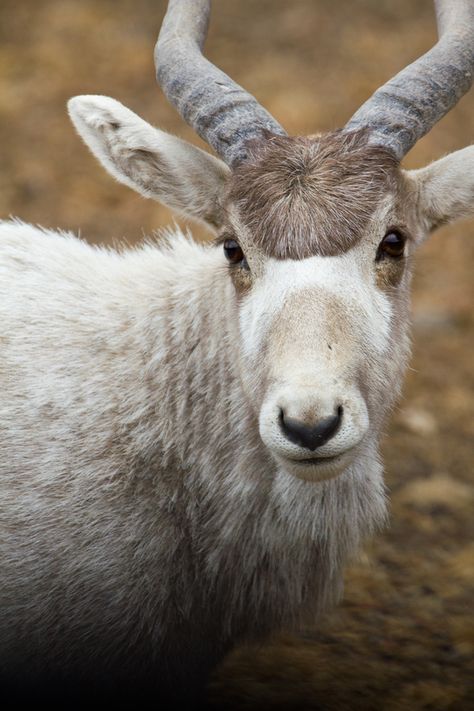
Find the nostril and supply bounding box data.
[279,406,343,451]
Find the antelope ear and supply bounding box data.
[68,95,230,230]
[407,146,474,233]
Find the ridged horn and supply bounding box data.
[154,0,287,166]
[344,0,474,159]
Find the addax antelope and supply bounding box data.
[1,0,473,705]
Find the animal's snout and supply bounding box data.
[279,406,343,451]
[259,384,369,481]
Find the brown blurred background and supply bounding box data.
[0,1,473,708]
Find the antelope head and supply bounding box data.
[68,0,474,482]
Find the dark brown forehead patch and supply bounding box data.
[226,130,400,260]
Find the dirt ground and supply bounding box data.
[0,1,473,709]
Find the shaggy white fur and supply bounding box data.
[0,97,473,704]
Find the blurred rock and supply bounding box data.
[395,474,473,511]
[398,407,438,436]
[412,306,457,333]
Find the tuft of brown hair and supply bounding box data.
[227,130,400,259]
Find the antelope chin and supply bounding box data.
[277,449,355,482]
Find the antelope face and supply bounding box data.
[69,82,474,483]
[220,133,415,482]
[148,0,473,481]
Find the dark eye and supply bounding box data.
[223,239,247,267]
[377,231,406,261]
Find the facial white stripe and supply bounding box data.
[239,252,392,360]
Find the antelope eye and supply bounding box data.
[377,231,406,261]
[223,239,246,266]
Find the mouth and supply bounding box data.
[278,449,354,482]
[287,453,344,466]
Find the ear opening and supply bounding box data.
[408,146,474,233]
[68,95,230,230]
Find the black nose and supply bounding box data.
[279,406,343,451]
